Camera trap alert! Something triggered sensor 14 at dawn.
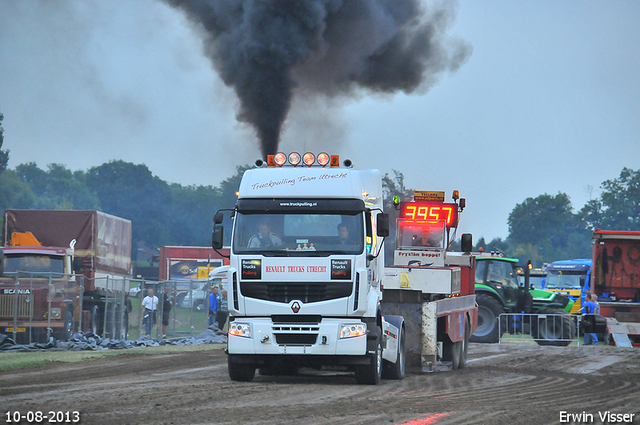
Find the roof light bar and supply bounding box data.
[274,152,287,166]
[303,152,315,166]
[317,152,330,166]
[288,152,301,166]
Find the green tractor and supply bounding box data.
[471,255,576,346]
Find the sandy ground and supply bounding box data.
[2,343,639,425]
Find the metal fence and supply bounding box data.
[498,312,580,346]
[0,273,226,344]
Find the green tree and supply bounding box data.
[85,160,171,247]
[15,162,99,209]
[581,167,640,231]
[508,192,590,263]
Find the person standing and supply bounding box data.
[208,285,219,327]
[582,296,599,345]
[141,288,159,337]
[160,285,173,339]
[216,289,229,331]
[123,294,133,340]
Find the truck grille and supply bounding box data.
[240,282,352,303]
[274,333,318,345]
[0,294,34,317]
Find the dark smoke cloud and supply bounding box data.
[165,0,471,158]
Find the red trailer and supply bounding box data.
[591,229,640,346]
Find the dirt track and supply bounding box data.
[2,343,640,425]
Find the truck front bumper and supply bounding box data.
[228,317,368,357]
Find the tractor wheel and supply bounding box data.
[532,308,575,347]
[228,355,256,382]
[382,325,406,380]
[470,294,503,343]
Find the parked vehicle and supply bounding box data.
[1,210,132,342]
[471,253,575,345]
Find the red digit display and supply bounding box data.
[400,202,458,227]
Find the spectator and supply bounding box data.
[161,285,173,339]
[216,289,229,331]
[141,288,159,337]
[208,285,219,327]
[123,294,132,340]
[592,294,601,315]
[582,296,599,346]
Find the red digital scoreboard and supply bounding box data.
[400,202,459,228]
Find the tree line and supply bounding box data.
[474,168,640,266]
[0,126,637,267]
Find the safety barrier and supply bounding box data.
[498,312,580,346]
[0,274,228,343]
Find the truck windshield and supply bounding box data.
[545,271,585,289]
[4,254,65,275]
[233,212,364,254]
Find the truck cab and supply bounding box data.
[544,259,591,314]
[211,153,396,384]
[0,244,76,342]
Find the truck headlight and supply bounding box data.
[339,323,366,339]
[50,308,62,319]
[229,322,252,338]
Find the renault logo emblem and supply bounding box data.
[291,301,301,313]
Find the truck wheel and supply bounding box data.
[470,294,503,343]
[458,318,470,369]
[382,326,406,380]
[533,308,575,347]
[443,336,461,370]
[228,355,256,382]
[355,326,382,385]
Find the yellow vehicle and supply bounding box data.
[544,259,591,314]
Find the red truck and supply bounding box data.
[591,229,640,346]
[1,210,132,343]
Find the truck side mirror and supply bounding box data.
[461,233,473,253]
[213,211,224,225]
[212,224,224,249]
[0,250,4,276]
[376,213,389,237]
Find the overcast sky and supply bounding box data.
[1,1,638,241]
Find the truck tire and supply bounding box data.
[458,317,470,369]
[228,355,256,382]
[443,336,461,370]
[382,325,406,380]
[355,326,382,385]
[471,294,503,343]
[532,308,575,347]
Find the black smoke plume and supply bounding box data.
[165,0,471,158]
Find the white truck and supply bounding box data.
[211,152,476,384]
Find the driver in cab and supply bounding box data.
[412,226,441,248]
[248,222,283,248]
